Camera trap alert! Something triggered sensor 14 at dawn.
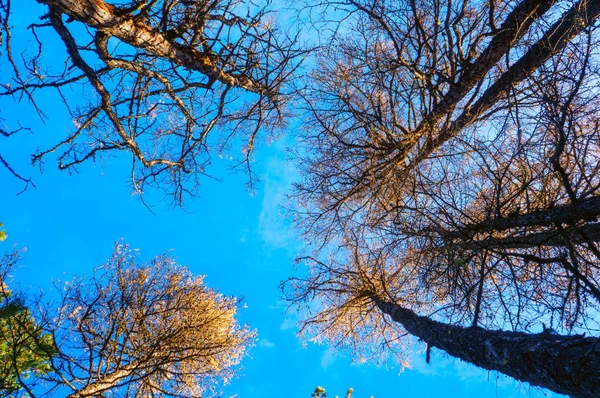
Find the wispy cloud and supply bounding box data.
[257,140,299,252]
[259,338,276,348]
[240,227,249,244]
[320,349,337,369]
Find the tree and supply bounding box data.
[8,243,255,397]
[288,0,600,396]
[0,250,54,396]
[0,0,302,203]
[311,386,361,398]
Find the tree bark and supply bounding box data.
[455,222,600,250]
[64,363,137,398]
[37,0,264,93]
[373,297,600,397]
[447,195,600,237]
[65,372,127,398]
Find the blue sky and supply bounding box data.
[0,1,563,397]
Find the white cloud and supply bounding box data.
[256,140,299,251]
[320,349,337,369]
[240,227,249,244]
[259,338,276,348]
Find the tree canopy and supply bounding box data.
[311,386,363,398]
[3,0,600,397]
[0,249,54,396]
[287,0,600,396]
[0,0,303,203]
[2,243,255,397]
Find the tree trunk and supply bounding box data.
[65,365,135,398]
[446,195,600,237]
[373,297,600,397]
[451,223,600,250]
[37,0,263,92]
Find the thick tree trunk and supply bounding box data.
[447,195,600,237]
[373,297,600,397]
[457,222,600,250]
[418,195,600,247]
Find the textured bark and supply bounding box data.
[65,366,134,398]
[373,297,600,398]
[37,0,264,92]
[406,0,600,173]
[423,196,600,250]
[458,222,600,250]
[449,195,600,237]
